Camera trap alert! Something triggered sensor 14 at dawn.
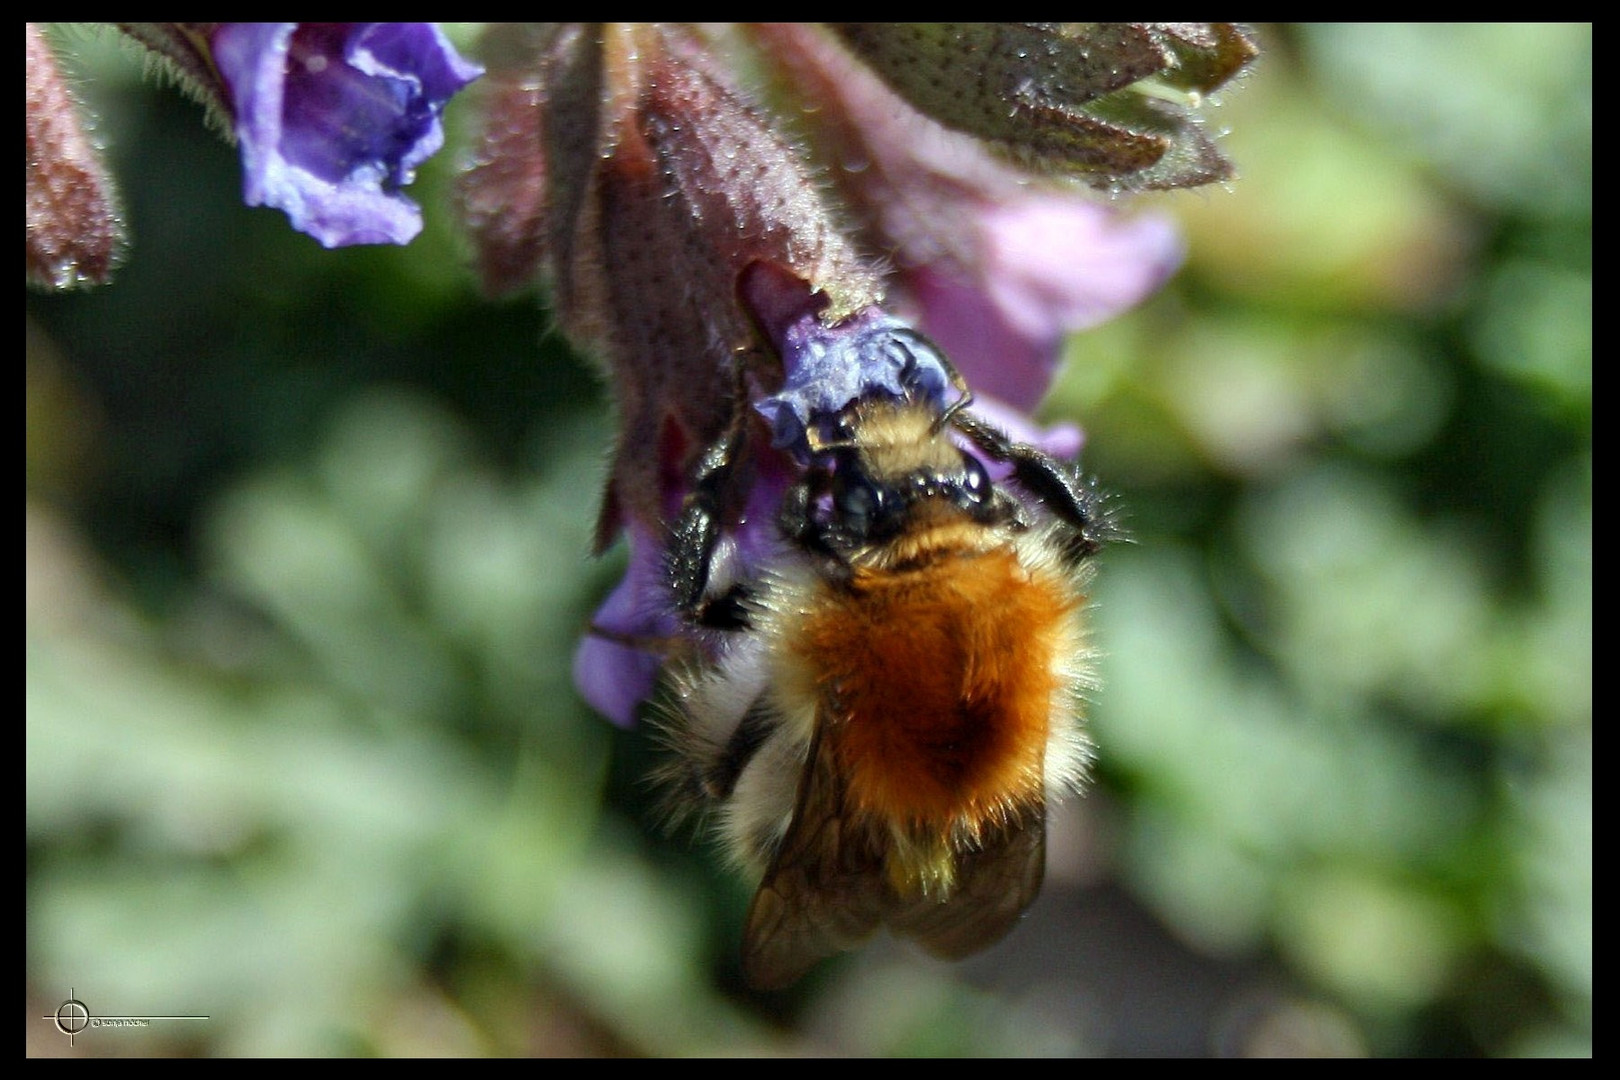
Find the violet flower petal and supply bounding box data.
[572,522,675,728]
[909,196,1185,413]
[755,308,957,463]
[212,22,481,247]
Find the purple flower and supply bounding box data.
[212,23,481,247]
[752,307,957,463]
[457,25,1254,724]
[905,197,1185,413]
[752,24,1186,414]
[572,522,677,727]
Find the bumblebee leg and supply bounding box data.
[951,411,1117,559]
[667,357,760,627]
[667,430,751,623]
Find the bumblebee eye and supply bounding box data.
[835,474,883,536]
[958,452,991,507]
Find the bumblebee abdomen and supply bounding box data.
[789,546,1080,833]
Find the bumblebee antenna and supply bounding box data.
[935,381,974,433]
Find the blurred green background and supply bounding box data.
[27,24,1590,1057]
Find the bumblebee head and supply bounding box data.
[824,441,994,545]
[787,398,1010,559]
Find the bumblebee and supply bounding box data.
[656,325,1113,990]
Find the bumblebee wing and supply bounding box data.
[741,721,888,991]
[886,808,1047,961]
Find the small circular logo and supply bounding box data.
[54,998,89,1037]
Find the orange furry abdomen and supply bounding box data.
[792,547,1076,833]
